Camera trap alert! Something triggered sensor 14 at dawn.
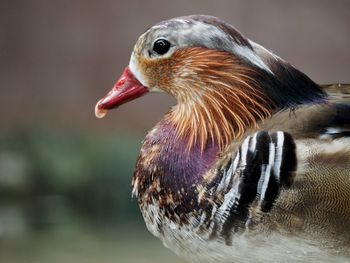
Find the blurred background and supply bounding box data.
[0,1,349,262]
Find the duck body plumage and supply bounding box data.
[133,85,350,262]
[95,15,350,262]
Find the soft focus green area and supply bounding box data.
[0,130,180,263]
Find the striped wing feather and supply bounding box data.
[210,84,350,249]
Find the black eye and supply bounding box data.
[152,39,171,55]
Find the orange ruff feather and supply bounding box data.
[138,47,273,151]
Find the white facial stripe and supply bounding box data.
[129,52,165,92]
[129,53,148,87]
[249,40,281,61]
[131,18,275,90]
[233,45,274,74]
[182,21,273,74]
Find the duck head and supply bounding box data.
[95,15,325,150]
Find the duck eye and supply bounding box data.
[152,39,171,55]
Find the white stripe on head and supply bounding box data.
[129,53,148,87]
[149,19,274,74]
[179,20,273,74]
[249,40,281,61]
[233,45,273,74]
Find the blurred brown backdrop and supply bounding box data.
[0,1,349,262]
[1,0,349,132]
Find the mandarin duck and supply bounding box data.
[95,15,350,262]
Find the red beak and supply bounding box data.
[95,67,148,118]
